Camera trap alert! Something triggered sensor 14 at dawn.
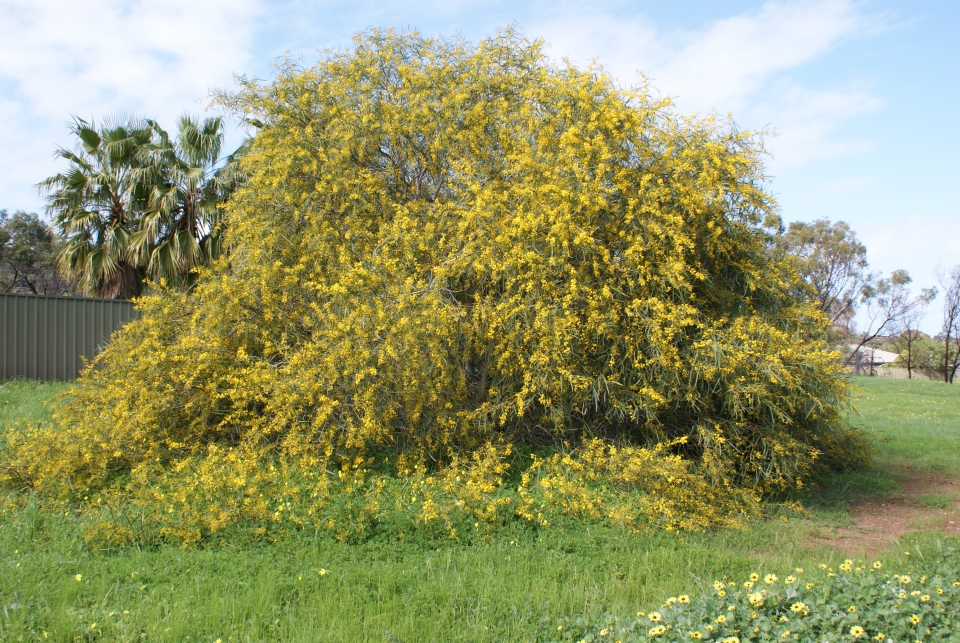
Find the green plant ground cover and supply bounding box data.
[851,377,960,475]
[0,376,958,643]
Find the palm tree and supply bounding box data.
[133,116,241,289]
[39,116,152,299]
[40,114,247,298]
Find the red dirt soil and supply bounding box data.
[813,471,960,557]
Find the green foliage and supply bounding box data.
[38,115,243,298]
[891,333,943,380]
[776,219,870,329]
[0,209,77,295]
[4,29,870,545]
[550,549,960,642]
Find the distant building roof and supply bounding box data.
[848,345,899,365]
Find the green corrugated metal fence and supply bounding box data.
[1,293,139,381]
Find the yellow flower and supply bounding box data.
[690,632,702,640]
[790,602,808,615]
[806,583,814,589]
[648,612,663,622]
[874,634,885,641]
[872,561,883,569]
[850,626,865,639]
[764,574,778,585]
[911,591,921,597]
[901,575,912,585]
[318,569,328,576]
[678,595,690,604]
[714,581,726,591]
[794,568,804,574]
[909,615,921,625]
[75,574,82,582]
[705,625,714,632]
[840,560,853,572]
[715,615,727,624]
[848,606,857,612]
[936,588,944,595]
[664,597,678,606]
[743,581,754,589]
[648,625,666,637]
[780,631,791,638]
[717,590,726,597]
[785,575,796,584]
[921,595,930,602]
[750,573,760,582]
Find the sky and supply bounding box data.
[1,0,957,332]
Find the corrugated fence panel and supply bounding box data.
[1,293,139,381]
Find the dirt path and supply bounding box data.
[812,470,960,557]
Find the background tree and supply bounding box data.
[888,282,936,379]
[0,209,77,295]
[777,219,871,330]
[847,270,935,366]
[937,265,960,383]
[39,116,152,299]
[131,116,240,289]
[39,115,245,298]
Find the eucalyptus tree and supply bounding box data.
[39,116,152,298]
[777,219,871,329]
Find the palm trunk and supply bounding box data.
[101,261,139,299]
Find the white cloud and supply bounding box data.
[532,0,879,169]
[754,85,882,167]
[0,0,261,211]
[653,0,864,111]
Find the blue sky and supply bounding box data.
[1,0,956,331]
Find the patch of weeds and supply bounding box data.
[918,493,955,509]
[806,467,901,510]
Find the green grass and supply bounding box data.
[0,378,67,430]
[918,493,955,509]
[1,377,958,642]
[849,376,960,474]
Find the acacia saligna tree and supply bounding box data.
[3,30,870,543]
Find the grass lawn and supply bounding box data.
[0,376,958,642]
[849,376,960,475]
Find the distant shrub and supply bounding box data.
[1,29,869,546]
[551,549,960,642]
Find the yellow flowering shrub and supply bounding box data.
[1,29,870,545]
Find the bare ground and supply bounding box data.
[812,470,960,557]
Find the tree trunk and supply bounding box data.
[906,341,912,379]
[101,261,139,299]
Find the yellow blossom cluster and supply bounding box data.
[1,29,869,545]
